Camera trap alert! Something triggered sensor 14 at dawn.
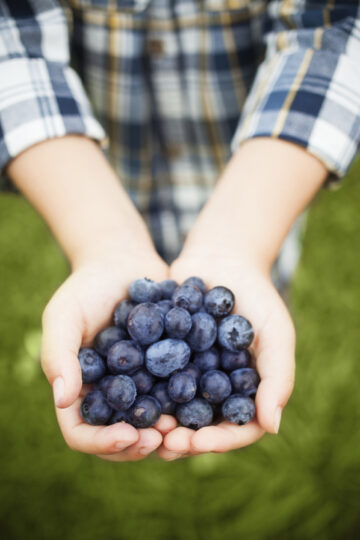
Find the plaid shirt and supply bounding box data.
[0,1,359,273]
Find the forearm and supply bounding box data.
[7,136,155,267]
[182,138,327,271]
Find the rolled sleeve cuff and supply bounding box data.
[0,57,107,173]
[230,48,360,182]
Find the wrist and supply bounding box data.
[70,227,163,270]
[172,248,272,290]
[178,241,270,276]
[180,220,275,274]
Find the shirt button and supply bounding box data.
[147,39,165,56]
[165,144,182,158]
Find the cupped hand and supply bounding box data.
[41,251,177,461]
[157,254,296,460]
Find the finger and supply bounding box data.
[97,417,177,462]
[163,426,195,454]
[156,443,201,461]
[41,294,84,408]
[190,421,265,453]
[156,445,190,461]
[56,397,139,454]
[153,414,178,435]
[98,428,163,461]
[255,306,296,434]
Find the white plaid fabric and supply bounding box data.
[231,1,360,180]
[1,0,359,288]
[0,2,105,169]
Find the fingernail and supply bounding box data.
[53,377,64,407]
[139,447,154,456]
[115,441,132,451]
[166,453,184,461]
[274,407,282,434]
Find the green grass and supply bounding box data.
[0,160,359,540]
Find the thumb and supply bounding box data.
[41,295,83,408]
[254,310,296,434]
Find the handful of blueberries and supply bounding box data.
[79,277,260,431]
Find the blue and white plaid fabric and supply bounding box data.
[0,1,359,284]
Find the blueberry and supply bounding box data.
[200,370,232,404]
[93,326,127,357]
[131,368,155,395]
[193,346,220,372]
[127,395,162,428]
[96,375,115,394]
[81,390,113,425]
[107,340,144,375]
[176,398,214,430]
[108,409,129,424]
[218,315,254,352]
[145,338,191,378]
[230,368,260,397]
[127,302,164,345]
[155,299,173,317]
[165,307,192,339]
[78,348,106,384]
[113,299,137,328]
[151,381,176,415]
[183,276,207,295]
[204,286,235,318]
[186,312,217,352]
[160,279,178,299]
[168,372,197,403]
[220,349,251,372]
[172,284,203,313]
[106,375,137,411]
[181,362,202,384]
[221,395,255,425]
[129,278,162,303]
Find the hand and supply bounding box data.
[41,250,177,461]
[155,138,325,459]
[8,136,180,460]
[157,254,295,460]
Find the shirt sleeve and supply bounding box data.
[230,0,360,183]
[0,0,106,176]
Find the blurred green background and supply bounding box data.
[0,161,359,540]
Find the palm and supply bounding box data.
[157,256,295,458]
[61,258,166,346]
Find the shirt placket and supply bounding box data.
[146,1,188,177]
[141,0,190,260]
